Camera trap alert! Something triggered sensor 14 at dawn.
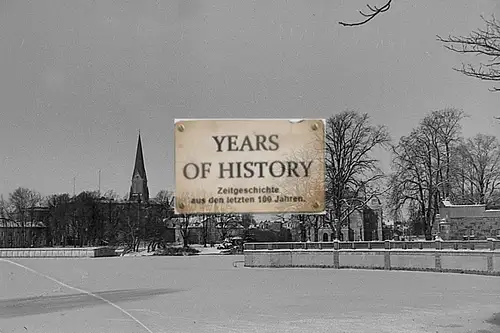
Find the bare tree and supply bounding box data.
[3,187,43,222]
[113,200,145,252]
[174,214,194,248]
[154,190,174,206]
[153,190,175,218]
[71,191,104,247]
[339,0,392,27]
[198,215,210,247]
[325,110,391,240]
[0,195,10,221]
[420,108,466,199]
[47,193,72,246]
[455,134,500,206]
[216,214,241,241]
[307,215,323,242]
[102,190,120,201]
[438,15,500,92]
[1,187,43,246]
[125,204,141,251]
[390,109,465,239]
[138,190,176,252]
[288,214,306,242]
[390,131,436,240]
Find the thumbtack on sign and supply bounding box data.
[178,202,185,209]
[177,124,185,132]
[311,122,319,131]
[313,202,320,209]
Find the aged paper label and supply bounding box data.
[174,119,325,214]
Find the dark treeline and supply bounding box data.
[0,189,174,251]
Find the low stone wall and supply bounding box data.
[0,247,116,258]
[244,249,500,276]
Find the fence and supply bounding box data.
[243,240,500,276]
[0,247,117,258]
[244,240,500,251]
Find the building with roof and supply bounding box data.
[324,196,383,242]
[436,199,500,240]
[285,196,384,242]
[0,207,50,247]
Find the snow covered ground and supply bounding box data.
[0,255,499,333]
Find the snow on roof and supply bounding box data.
[441,200,485,207]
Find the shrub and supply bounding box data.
[154,246,200,256]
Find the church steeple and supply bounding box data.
[129,132,149,202]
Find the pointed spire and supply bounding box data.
[132,133,147,180]
[129,133,149,202]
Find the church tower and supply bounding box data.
[129,133,149,202]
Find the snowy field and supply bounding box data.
[0,255,499,333]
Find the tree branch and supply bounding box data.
[437,15,500,92]
[339,0,392,27]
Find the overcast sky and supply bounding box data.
[1,0,500,199]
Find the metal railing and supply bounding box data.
[244,240,500,251]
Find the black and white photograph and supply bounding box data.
[1,1,499,332]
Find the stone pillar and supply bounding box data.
[354,212,363,241]
[356,214,363,241]
[341,227,348,241]
[377,212,383,241]
[439,221,451,240]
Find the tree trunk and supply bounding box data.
[313,217,319,242]
[335,206,342,240]
[300,217,306,242]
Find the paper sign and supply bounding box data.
[174,119,325,214]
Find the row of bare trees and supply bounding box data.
[290,108,499,241]
[340,4,500,238]
[2,109,498,245]
[390,109,500,238]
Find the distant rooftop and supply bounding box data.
[441,199,485,207]
[442,199,500,211]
